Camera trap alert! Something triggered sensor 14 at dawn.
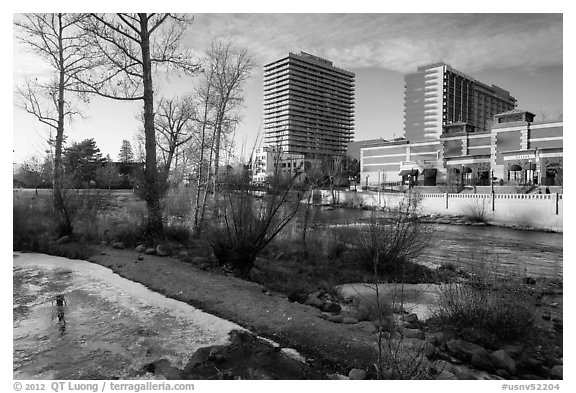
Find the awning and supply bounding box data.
[462,167,473,174]
[399,169,418,176]
[421,168,437,177]
[509,164,522,171]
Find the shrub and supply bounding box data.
[348,193,432,280]
[431,265,537,343]
[208,171,302,277]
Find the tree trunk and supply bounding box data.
[53,13,72,236]
[139,14,163,237]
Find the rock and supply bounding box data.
[436,370,458,380]
[135,244,146,253]
[523,277,536,285]
[100,252,106,255]
[137,255,144,261]
[112,242,125,249]
[471,352,495,372]
[287,291,307,304]
[328,314,343,323]
[495,369,510,379]
[355,321,377,334]
[490,349,516,375]
[348,368,367,380]
[551,365,563,379]
[372,316,397,332]
[304,294,324,309]
[192,256,210,265]
[400,327,425,340]
[542,312,551,321]
[145,248,156,255]
[501,344,524,359]
[424,342,437,359]
[176,251,190,260]
[328,374,349,380]
[401,313,419,324]
[446,339,489,362]
[321,302,341,314]
[55,235,70,244]
[341,317,359,324]
[460,327,495,349]
[428,331,449,347]
[156,245,170,256]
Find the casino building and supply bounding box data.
[360,109,563,188]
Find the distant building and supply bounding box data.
[263,52,355,157]
[404,63,517,141]
[249,146,307,184]
[360,110,562,187]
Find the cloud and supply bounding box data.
[187,13,562,74]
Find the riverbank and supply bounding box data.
[81,244,562,380]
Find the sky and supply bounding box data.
[11,13,563,165]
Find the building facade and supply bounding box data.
[263,52,355,157]
[404,63,517,141]
[250,146,307,184]
[361,110,563,188]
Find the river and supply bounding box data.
[300,207,563,280]
[13,253,243,380]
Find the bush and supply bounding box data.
[431,266,537,343]
[209,171,302,277]
[347,193,432,280]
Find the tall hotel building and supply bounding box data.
[404,63,517,141]
[263,52,355,157]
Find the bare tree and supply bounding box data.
[72,13,199,237]
[154,96,196,183]
[205,42,253,194]
[14,13,100,236]
[192,42,253,235]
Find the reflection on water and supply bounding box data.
[54,295,66,335]
[302,207,563,280]
[13,254,242,380]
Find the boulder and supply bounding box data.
[428,331,449,347]
[145,248,156,255]
[490,349,516,375]
[495,369,510,379]
[424,342,437,359]
[399,327,425,340]
[348,368,367,380]
[470,352,495,373]
[135,244,146,253]
[304,294,324,309]
[321,302,342,314]
[176,251,190,260]
[460,327,495,349]
[156,245,170,257]
[55,235,71,244]
[446,339,489,362]
[137,255,144,261]
[551,365,563,379]
[341,317,359,324]
[401,313,419,324]
[372,316,397,332]
[501,344,524,359]
[355,321,377,334]
[112,242,125,249]
[328,315,343,323]
[192,256,210,265]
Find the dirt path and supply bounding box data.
[88,248,378,374]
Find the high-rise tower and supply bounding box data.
[404,63,517,141]
[263,52,355,157]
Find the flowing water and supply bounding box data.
[300,207,563,280]
[13,253,242,380]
